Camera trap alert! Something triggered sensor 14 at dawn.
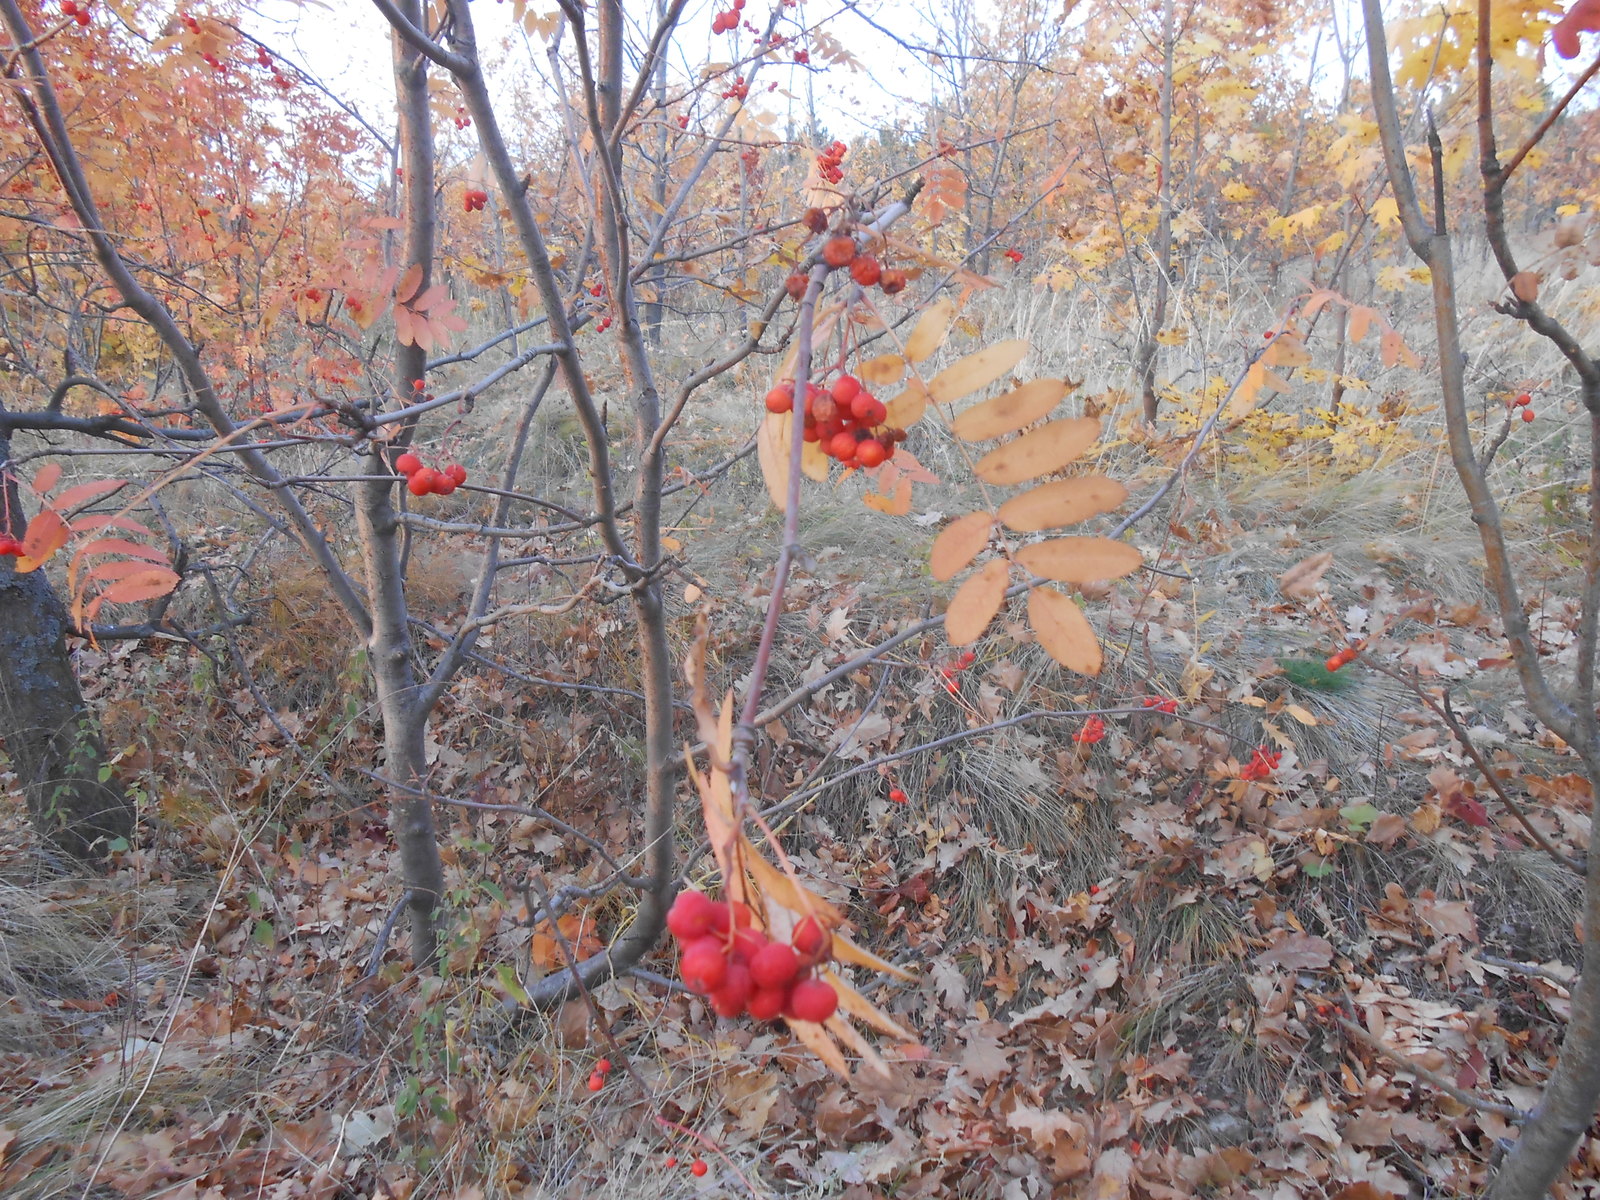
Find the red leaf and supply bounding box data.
[31,463,62,494]
[1552,0,1600,58]
[52,479,127,511]
[1444,792,1491,828]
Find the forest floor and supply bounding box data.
[2,295,1598,1199]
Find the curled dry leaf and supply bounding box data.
[974,417,1101,485]
[1278,551,1334,600]
[945,558,1010,646]
[1510,270,1540,303]
[951,378,1071,442]
[1028,584,1103,675]
[998,475,1128,532]
[930,511,995,581]
[1013,536,1142,584]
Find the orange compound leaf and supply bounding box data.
[944,559,1010,646]
[973,417,1101,486]
[14,509,69,573]
[1027,584,1103,675]
[929,511,995,581]
[1013,536,1142,585]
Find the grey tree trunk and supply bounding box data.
[0,430,133,863]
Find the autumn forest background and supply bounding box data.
[0,0,1598,1197]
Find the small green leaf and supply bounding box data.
[252,919,276,948]
[495,963,532,1006]
[1301,857,1334,879]
[1340,802,1379,832]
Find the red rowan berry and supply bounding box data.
[394,452,422,476]
[690,1159,708,1177]
[822,236,856,268]
[879,268,907,295]
[786,978,839,1023]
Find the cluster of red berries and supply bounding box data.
[452,106,472,130]
[710,0,744,33]
[1511,391,1536,422]
[794,49,810,64]
[62,0,90,26]
[1074,716,1106,744]
[816,140,847,185]
[786,230,908,298]
[668,890,839,1024]
[395,452,468,497]
[595,316,612,333]
[1003,248,1024,264]
[1142,695,1179,714]
[463,189,489,213]
[0,534,24,557]
[937,649,978,693]
[720,76,748,101]
[1239,746,1281,782]
[662,1156,708,1177]
[767,374,906,469]
[585,1058,613,1092]
[1324,641,1364,672]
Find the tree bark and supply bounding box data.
[0,430,132,863]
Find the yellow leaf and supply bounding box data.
[1013,537,1143,584]
[756,411,793,510]
[951,378,1072,441]
[1154,327,1189,346]
[1370,196,1400,228]
[930,512,995,581]
[997,476,1129,532]
[1028,585,1102,675]
[1285,704,1319,726]
[1264,335,1312,368]
[926,339,1031,406]
[884,380,930,428]
[973,417,1101,485]
[945,559,1010,646]
[904,298,956,362]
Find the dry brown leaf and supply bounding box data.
[904,297,956,362]
[945,559,1010,646]
[832,932,917,982]
[950,377,1071,442]
[930,511,995,581]
[1028,585,1102,675]
[1278,551,1333,599]
[974,417,1101,485]
[997,475,1128,531]
[1013,537,1142,584]
[856,353,907,386]
[1510,270,1540,302]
